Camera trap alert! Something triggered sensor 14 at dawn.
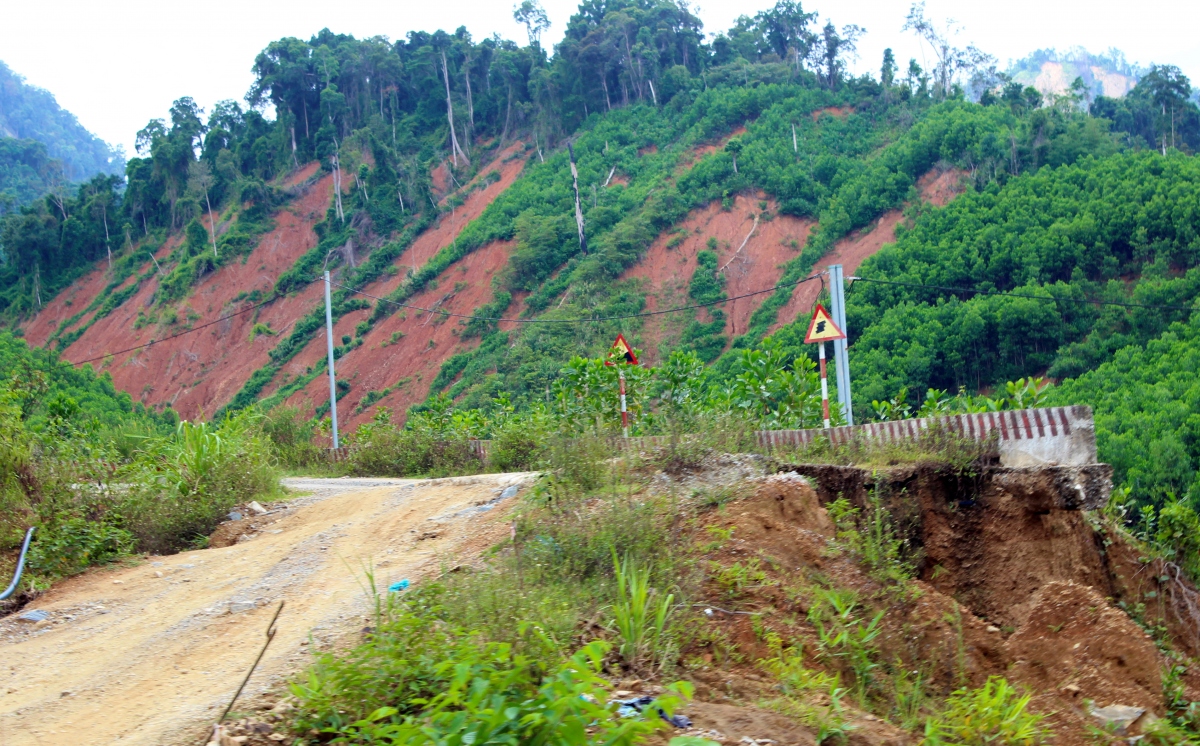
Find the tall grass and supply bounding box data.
[921,677,1048,746]
[611,552,677,674]
[119,410,280,553]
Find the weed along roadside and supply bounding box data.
[225,429,1200,746]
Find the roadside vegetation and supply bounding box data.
[281,427,1200,746]
[0,331,283,594]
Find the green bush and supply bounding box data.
[290,609,686,745]
[488,421,547,472]
[922,677,1048,746]
[119,412,280,553]
[345,410,483,478]
[27,517,133,578]
[1156,501,1200,580]
[259,405,322,468]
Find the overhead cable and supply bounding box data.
[330,272,823,324]
[848,276,1200,313]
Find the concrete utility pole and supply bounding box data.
[324,271,340,449]
[827,264,853,425]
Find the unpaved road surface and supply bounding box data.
[0,473,535,746]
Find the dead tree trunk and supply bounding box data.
[204,188,219,258]
[568,143,587,255]
[441,50,468,167]
[462,53,475,149]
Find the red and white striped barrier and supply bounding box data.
[755,405,1097,467]
[324,406,1098,469]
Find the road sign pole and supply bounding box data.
[618,369,629,438]
[323,270,340,450]
[818,342,831,429]
[828,264,853,425]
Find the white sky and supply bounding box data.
[2,0,1198,158]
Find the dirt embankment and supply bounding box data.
[0,474,534,746]
[722,462,1200,745]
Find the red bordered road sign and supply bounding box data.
[803,304,846,344]
[605,333,639,365]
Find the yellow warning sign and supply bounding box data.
[605,333,639,365]
[803,304,846,343]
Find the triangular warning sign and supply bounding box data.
[803,304,846,343]
[605,333,640,365]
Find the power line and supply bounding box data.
[330,272,822,324]
[849,276,1200,313]
[66,271,821,367]
[72,279,319,366]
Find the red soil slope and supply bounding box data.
[258,145,528,407]
[363,144,527,299]
[52,174,332,418]
[621,168,964,361]
[22,236,182,348]
[772,168,964,331]
[283,239,517,429]
[621,193,814,363]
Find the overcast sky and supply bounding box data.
[3,0,1198,157]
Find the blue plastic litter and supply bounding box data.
[228,511,243,521]
[18,609,49,622]
[388,579,410,592]
[612,696,691,728]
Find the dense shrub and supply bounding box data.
[118,413,281,553]
[345,408,483,478]
[291,610,684,745]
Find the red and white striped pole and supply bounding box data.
[618,369,629,437]
[818,342,831,429]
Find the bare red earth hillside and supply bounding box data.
[20,166,330,418]
[772,167,964,332]
[622,193,815,363]
[22,148,959,426]
[623,168,964,361]
[283,239,518,428]
[19,147,526,421]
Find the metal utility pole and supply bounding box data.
[827,264,853,425]
[323,271,340,449]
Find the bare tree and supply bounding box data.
[440,50,469,167]
[187,161,220,259]
[903,2,994,100]
[513,0,550,48]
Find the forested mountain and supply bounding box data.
[0,60,125,212]
[7,0,1200,517]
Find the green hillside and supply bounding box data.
[0,60,124,211]
[4,0,1200,526]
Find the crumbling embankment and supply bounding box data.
[760,459,1200,743]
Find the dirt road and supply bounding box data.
[0,474,535,746]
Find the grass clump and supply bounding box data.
[119,411,281,553]
[921,677,1048,746]
[611,552,678,675]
